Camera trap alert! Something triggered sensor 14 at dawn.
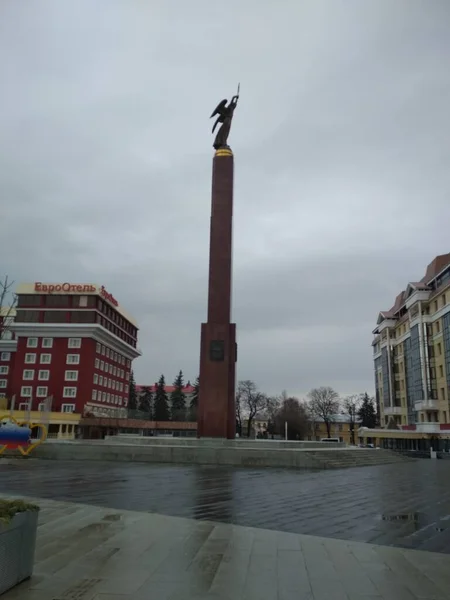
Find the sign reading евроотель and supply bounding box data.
[33,282,119,307]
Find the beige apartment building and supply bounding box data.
[368,253,450,450]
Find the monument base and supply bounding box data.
[197,322,236,439]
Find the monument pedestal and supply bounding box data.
[197,147,236,439]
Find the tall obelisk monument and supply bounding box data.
[197,87,239,439]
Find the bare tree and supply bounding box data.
[237,380,267,437]
[265,395,281,435]
[307,386,340,439]
[275,396,308,440]
[0,276,17,340]
[342,394,362,445]
[235,386,244,436]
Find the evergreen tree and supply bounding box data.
[170,370,186,421]
[358,393,377,428]
[153,374,170,421]
[128,370,138,411]
[139,386,153,417]
[189,376,199,421]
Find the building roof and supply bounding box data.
[15,282,137,326]
[421,253,450,284]
[376,253,450,327]
[136,384,195,394]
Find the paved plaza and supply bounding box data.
[2,495,450,600]
[2,459,450,553]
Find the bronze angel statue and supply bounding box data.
[210,84,240,149]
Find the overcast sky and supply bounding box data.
[1,1,450,398]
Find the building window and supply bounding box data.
[95,358,100,369]
[107,393,110,403]
[61,403,75,413]
[36,386,48,398]
[113,366,117,376]
[106,348,110,358]
[99,375,103,386]
[44,311,67,323]
[42,338,53,348]
[25,353,36,364]
[23,369,34,380]
[38,370,50,381]
[93,374,98,384]
[102,391,106,402]
[92,390,97,400]
[0,380,7,389]
[68,338,82,348]
[439,365,444,378]
[438,342,442,356]
[40,354,52,364]
[65,370,78,381]
[20,386,32,397]
[66,354,80,365]
[0,352,11,361]
[100,360,104,371]
[101,345,105,355]
[125,384,129,394]
[112,381,116,390]
[113,352,117,362]
[38,403,47,411]
[0,366,8,375]
[96,342,101,353]
[19,402,30,410]
[63,387,77,398]
[79,296,88,307]
[14,310,40,323]
[441,388,446,401]
[27,338,38,348]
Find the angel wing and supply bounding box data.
[210,99,228,119]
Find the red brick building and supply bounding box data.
[0,282,140,417]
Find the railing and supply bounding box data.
[414,399,440,411]
[384,406,404,415]
[416,422,441,433]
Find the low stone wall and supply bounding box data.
[20,441,413,470]
[103,436,345,450]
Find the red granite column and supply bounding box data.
[197,147,236,439]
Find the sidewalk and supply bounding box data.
[2,496,450,600]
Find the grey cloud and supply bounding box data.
[2,0,450,397]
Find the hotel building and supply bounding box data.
[369,253,450,448]
[0,282,140,422]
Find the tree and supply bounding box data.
[358,393,377,429]
[342,394,362,445]
[237,380,267,437]
[153,374,170,421]
[139,386,153,417]
[170,370,186,421]
[307,386,340,439]
[0,275,17,340]
[189,376,199,421]
[265,395,281,436]
[128,370,138,411]
[275,396,308,440]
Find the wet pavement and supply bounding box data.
[3,496,450,600]
[1,459,450,554]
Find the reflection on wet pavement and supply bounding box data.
[2,458,450,553]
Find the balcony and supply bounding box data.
[384,406,404,416]
[414,400,440,411]
[416,422,441,434]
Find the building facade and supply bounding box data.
[0,282,140,421]
[371,254,450,447]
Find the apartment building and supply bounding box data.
[370,253,450,448]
